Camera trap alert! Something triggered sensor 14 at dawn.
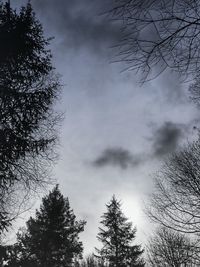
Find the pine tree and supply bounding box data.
[96,196,145,267]
[8,185,86,267]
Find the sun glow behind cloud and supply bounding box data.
[121,194,150,244]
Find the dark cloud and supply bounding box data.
[32,0,122,52]
[93,147,142,169]
[152,122,184,157]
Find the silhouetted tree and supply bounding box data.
[147,227,198,267]
[5,185,86,267]
[0,2,60,231]
[96,195,145,267]
[147,139,200,236]
[110,0,200,81]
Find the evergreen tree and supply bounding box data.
[0,2,60,231]
[96,196,145,267]
[6,185,86,267]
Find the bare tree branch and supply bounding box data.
[110,0,200,81]
[147,227,199,266]
[146,139,200,236]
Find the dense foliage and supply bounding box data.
[4,185,85,267]
[0,2,60,231]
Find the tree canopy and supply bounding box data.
[111,0,200,81]
[147,139,200,236]
[147,227,197,266]
[4,185,86,267]
[96,196,145,267]
[0,2,60,231]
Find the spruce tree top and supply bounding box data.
[96,195,145,267]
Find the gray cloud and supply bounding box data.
[93,147,142,169]
[152,122,184,157]
[32,0,122,52]
[93,122,191,170]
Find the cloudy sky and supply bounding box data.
[12,0,200,255]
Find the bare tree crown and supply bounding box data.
[111,0,200,81]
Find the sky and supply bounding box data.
[11,0,200,255]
